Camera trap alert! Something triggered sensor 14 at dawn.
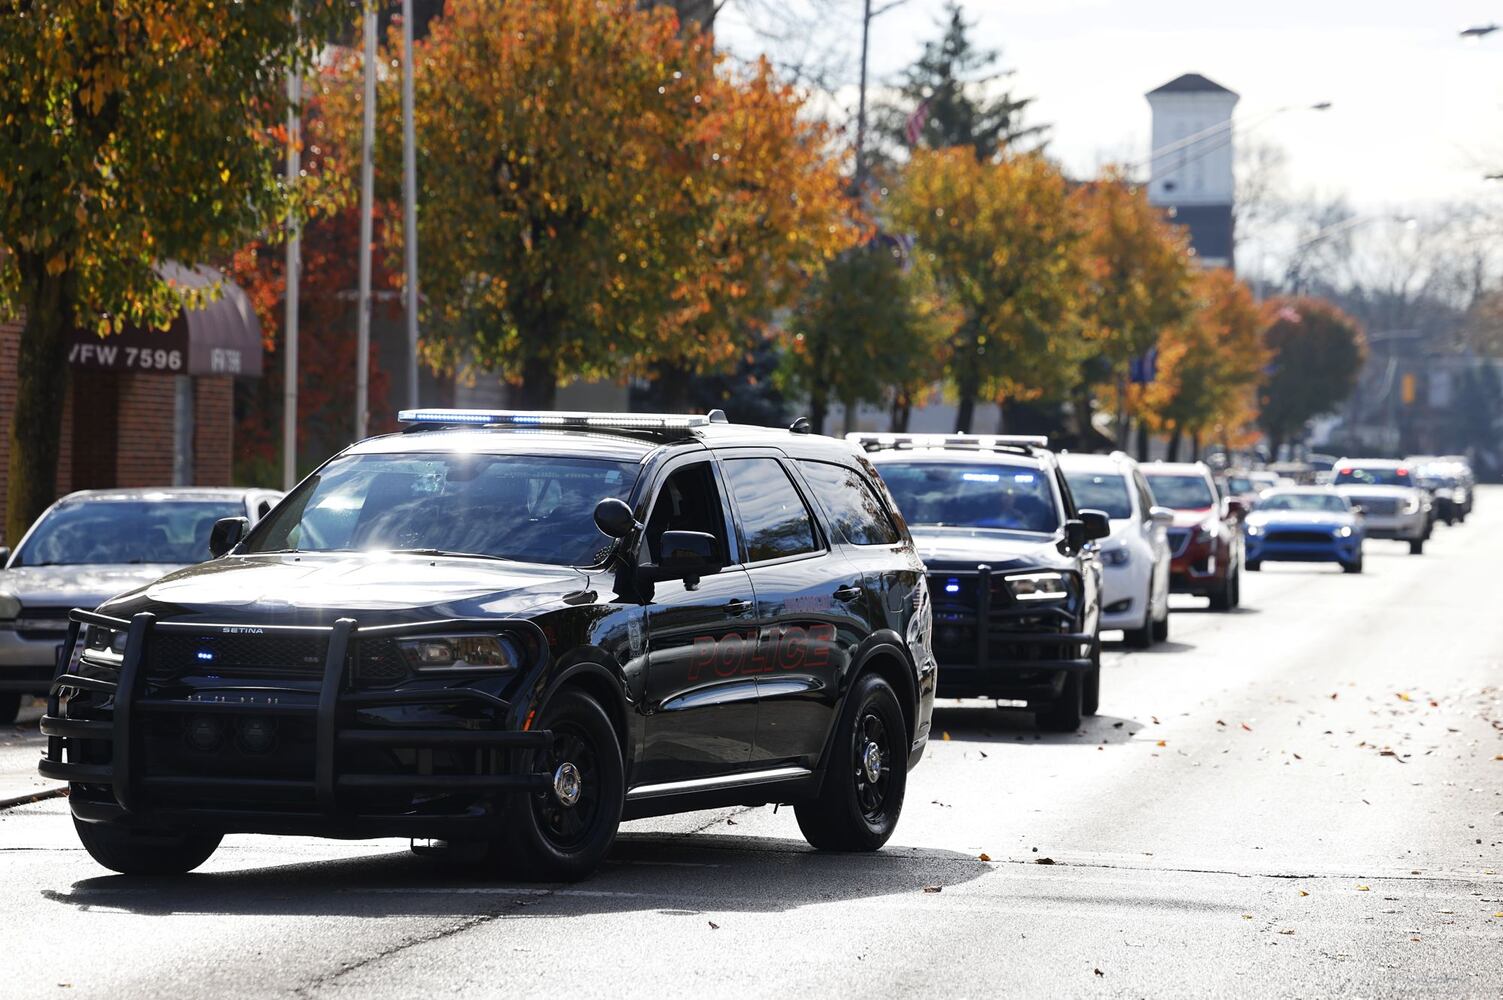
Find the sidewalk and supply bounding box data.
[0,697,63,807]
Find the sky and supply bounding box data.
[717,0,1503,214]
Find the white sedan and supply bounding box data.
[1060,451,1174,648]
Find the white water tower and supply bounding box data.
[1146,73,1239,269]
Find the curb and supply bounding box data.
[0,786,67,811]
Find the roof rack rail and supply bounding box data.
[396,409,713,439]
[846,432,1049,455]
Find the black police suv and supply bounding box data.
[857,434,1107,732]
[41,410,936,880]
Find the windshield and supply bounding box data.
[1062,471,1133,519]
[15,500,244,567]
[1146,473,1215,510]
[877,462,1059,533]
[243,452,640,566]
[1226,476,1254,494]
[1257,492,1349,513]
[1334,466,1410,487]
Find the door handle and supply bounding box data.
[724,598,753,614]
[833,585,862,602]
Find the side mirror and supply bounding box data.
[1063,518,1086,553]
[1350,504,1366,517]
[593,497,638,539]
[1149,506,1176,526]
[208,516,248,558]
[647,529,722,583]
[1079,509,1112,542]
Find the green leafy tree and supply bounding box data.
[0,1,348,542]
[781,235,957,435]
[1258,297,1367,457]
[886,148,1084,432]
[876,2,1046,164]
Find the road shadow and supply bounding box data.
[39,833,987,919]
[1103,637,1196,655]
[929,705,1146,745]
[1171,602,1262,616]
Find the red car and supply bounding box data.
[1144,462,1245,611]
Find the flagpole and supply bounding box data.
[355,2,376,440]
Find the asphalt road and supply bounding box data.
[2,491,1500,999]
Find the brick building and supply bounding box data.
[0,265,262,531]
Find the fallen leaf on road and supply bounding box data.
[1241,914,1254,920]
[1357,885,1371,891]
[1396,692,1413,702]
[1035,857,1056,865]
[923,885,943,893]
[1493,912,1503,918]
[942,731,951,741]
[1278,929,1295,936]
[1241,722,1253,731]
[1156,740,1167,747]
[1216,719,1227,727]
[1094,968,1104,977]
[1152,716,1161,724]
[726,817,736,825]
[1411,936,1422,942]
[1112,721,1123,729]
[708,921,720,929]
[1299,890,1310,897]
[1330,693,1338,700]
[978,853,992,862]
[1292,753,1303,760]
[978,750,988,758]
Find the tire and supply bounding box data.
[1246,560,1262,572]
[1151,611,1169,644]
[1342,558,1364,574]
[795,672,908,852]
[1081,640,1101,717]
[1409,538,1424,556]
[1123,620,1152,649]
[1208,568,1233,611]
[1036,670,1083,733]
[72,816,221,875]
[0,692,21,725]
[493,688,623,882]
[1229,564,1242,608]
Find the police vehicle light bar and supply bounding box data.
[847,433,1048,452]
[397,409,714,432]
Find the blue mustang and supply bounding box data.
[1244,488,1365,574]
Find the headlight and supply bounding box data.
[1337,526,1353,538]
[1245,524,1261,536]
[1403,497,1420,514]
[1006,571,1070,601]
[82,625,128,665]
[0,593,18,620]
[396,634,524,673]
[1102,547,1131,567]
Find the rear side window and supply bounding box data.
[798,460,900,546]
[722,458,821,563]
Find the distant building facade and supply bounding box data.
[1146,73,1239,270]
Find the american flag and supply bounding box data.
[904,99,930,147]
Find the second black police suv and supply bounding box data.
[855,434,1107,732]
[41,411,936,880]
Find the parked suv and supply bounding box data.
[855,434,1107,733]
[1143,462,1245,610]
[1059,452,1174,648]
[1332,459,1430,555]
[41,410,935,880]
[0,487,282,723]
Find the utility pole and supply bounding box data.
[401,0,420,410]
[854,0,872,187]
[355,2,376,440]
[282,55,302,491]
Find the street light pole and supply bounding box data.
[854,0,871,187]
[282,57,302,491]
[401,0,420,410]
[355,2,376,440]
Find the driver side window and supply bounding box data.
[642,462,731,565]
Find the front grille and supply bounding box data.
[1265,530,1336,545]
[146,633,328,679]
[927,571,1076,663]
[354,638,409,686]
[1354,496,1399,516]
[16,605,72,641]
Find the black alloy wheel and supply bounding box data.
[795,672,908,852]
[495,689,623,881]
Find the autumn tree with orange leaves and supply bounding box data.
[1140,269,1268,460]
[325,0,854,408]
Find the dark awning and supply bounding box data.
[68,263,264,378]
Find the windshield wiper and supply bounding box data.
[386,548,510,562]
